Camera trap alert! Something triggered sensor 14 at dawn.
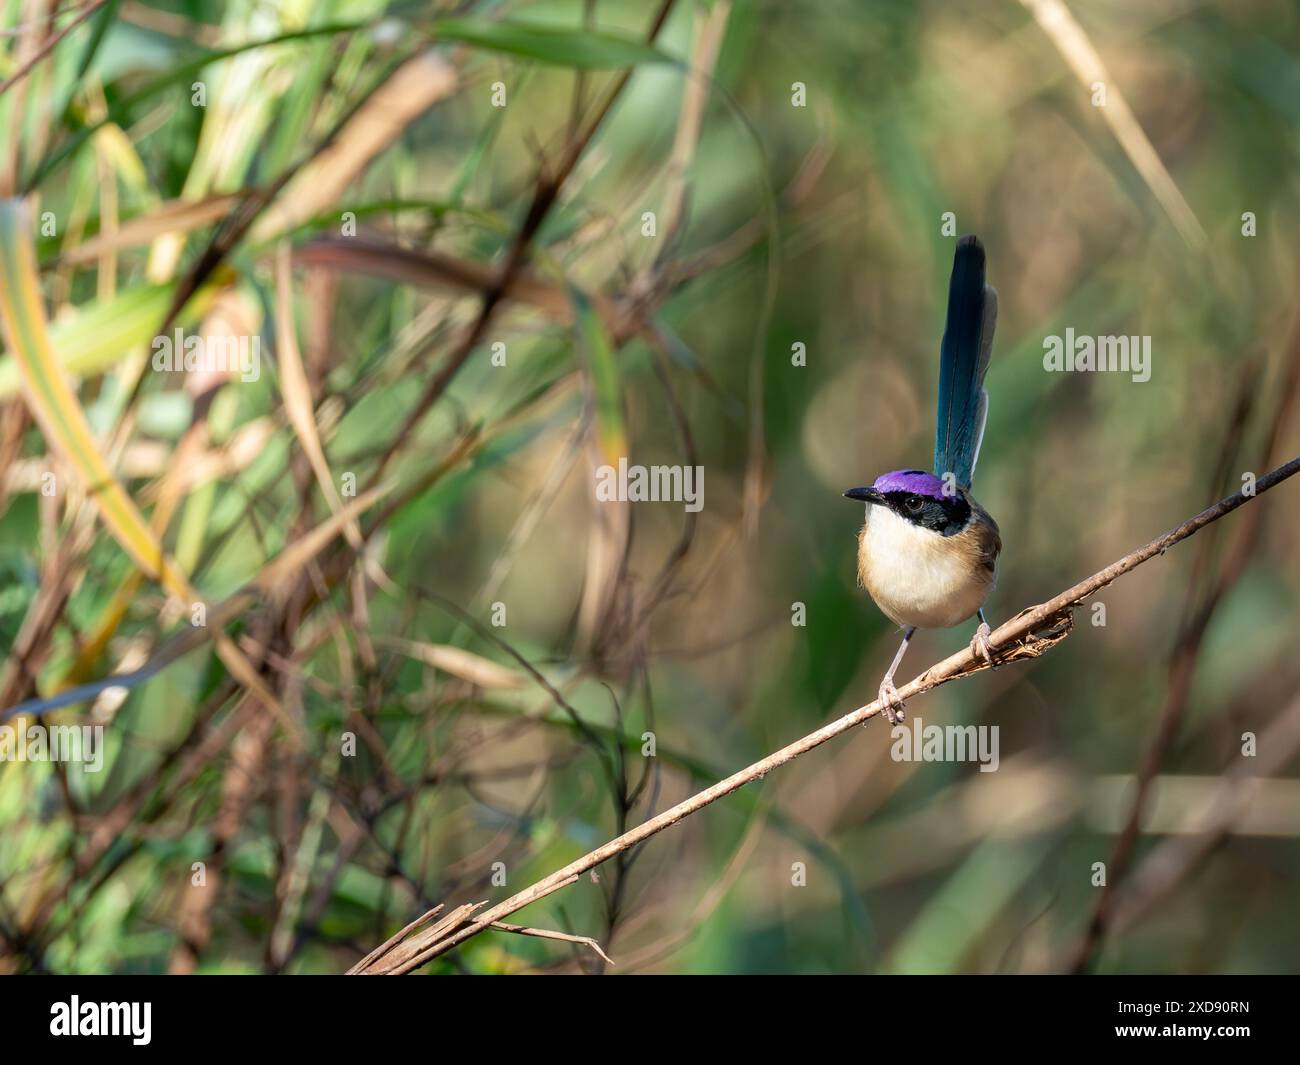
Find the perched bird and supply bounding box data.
[844,235,1001,724]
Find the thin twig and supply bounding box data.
[0,0,109,99]
[348,454,1300,973]
[490,922,614,967]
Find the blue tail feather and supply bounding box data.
[933,235,997,489]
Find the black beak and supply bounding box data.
[843,487,884,504]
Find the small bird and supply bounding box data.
[844,235,1001,724]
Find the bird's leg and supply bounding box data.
[971,608,995,668]
[877,626,916,726]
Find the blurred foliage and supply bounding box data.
[0,0,1298,975]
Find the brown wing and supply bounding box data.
[970,501,1001,574]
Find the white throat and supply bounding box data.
[857,504,990,629]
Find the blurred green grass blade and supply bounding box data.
[27,20,375,190]
[886,840,1048,974]
[433,18,674,69]
[28,16,673,192]
[448,80,520,204]
[72,0,120,81]
[0,198,188,594]
[0,277,221,398]
[258,36,337,180]
[572,291,625,464]
[0,203,281,725]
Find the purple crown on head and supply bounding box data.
[873,469,948,500]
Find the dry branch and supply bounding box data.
[349,453,1300,974]
[489,922,615,967]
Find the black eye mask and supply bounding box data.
[883,491,972,537]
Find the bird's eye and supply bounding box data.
[905,496,923,513]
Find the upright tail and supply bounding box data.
[933,235,997,490]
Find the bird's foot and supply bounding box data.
[971,621,995,669]
[878,679,905,725]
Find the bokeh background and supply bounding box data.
[1,0,1298,974]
